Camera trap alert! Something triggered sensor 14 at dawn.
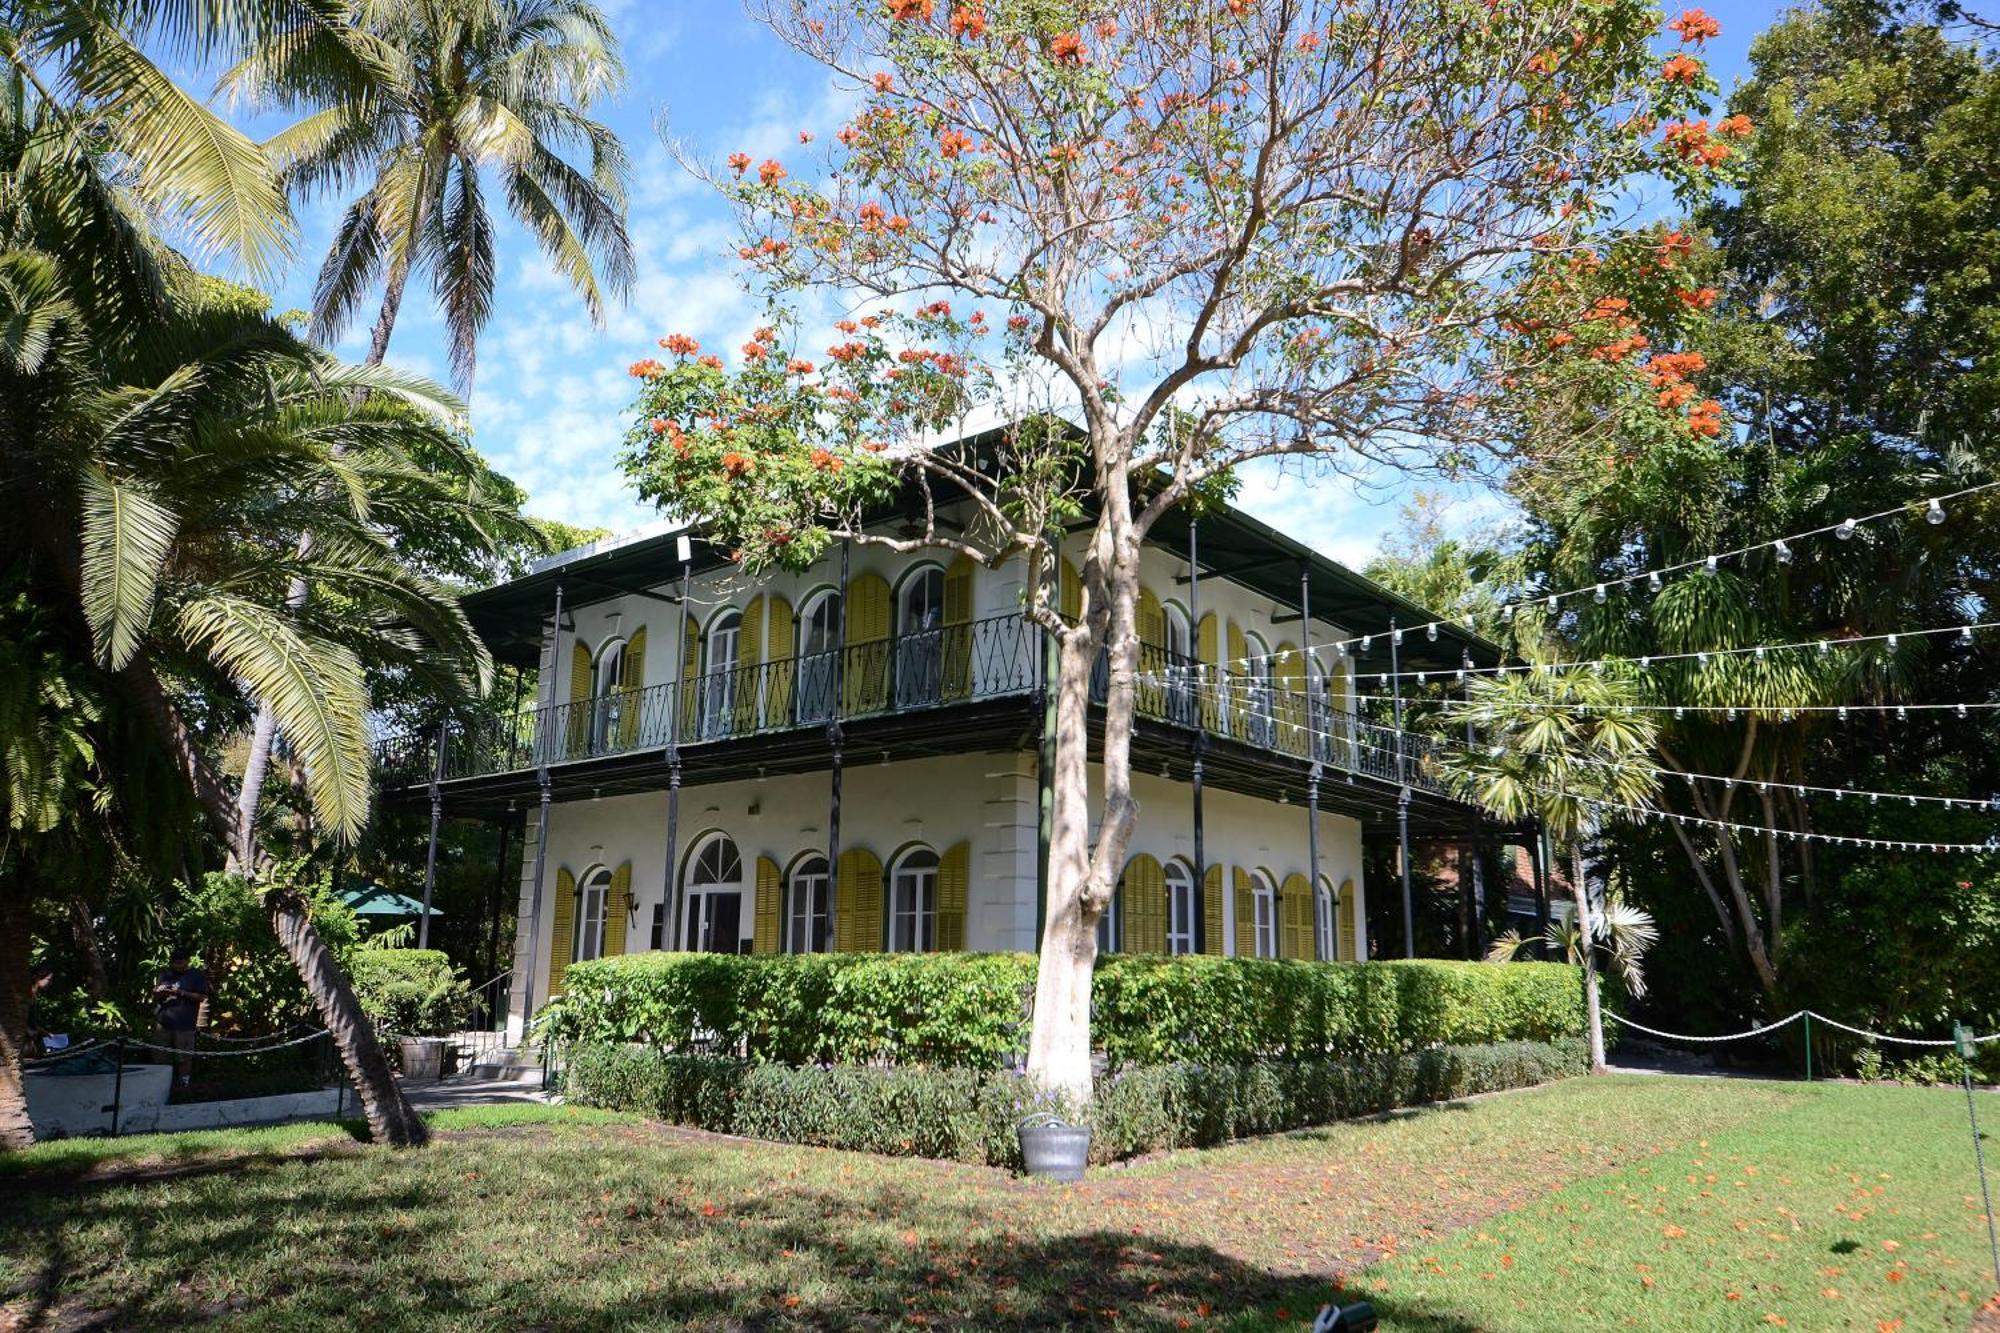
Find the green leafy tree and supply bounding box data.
[1439,667,1660,1071]
[622,0,1731,1100]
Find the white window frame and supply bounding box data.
[1314,876,1336,962]
[589,638,626,750]
[703,609,742,738]
[888,846,939,952]
[1165,859,1197,955]
[796,590,842,723]
[786,855,830,954]
[682,832,744,953]
[1252,870,1278,959]
[575,865,611,963]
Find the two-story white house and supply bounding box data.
[378,480,1511,1038]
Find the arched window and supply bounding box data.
[786,854,831,954]
[888,845,940,952]
[1251,869,1279,959]
[589,638,626,750]
[1165,859,1197,955]
[1244,633,1274,747]
[895,566,946,707]
[796,590,841,723]
[1314,875,1336,961]
[703,609,742,738]
[681,832,744,953]
[1163,603,1195,726]
[575,865,612,963]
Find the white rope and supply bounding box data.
[1605,1011,1805,1043]
[115,1028,332,1058]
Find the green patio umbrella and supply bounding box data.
[339,883,444,917]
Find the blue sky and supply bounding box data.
[230,0,1788,570]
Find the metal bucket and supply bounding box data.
[1018,1115,1091,1181]
[398,1037,447,1080]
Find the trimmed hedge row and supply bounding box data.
[556,1038,1590,1167]
[537,951,1586,1069]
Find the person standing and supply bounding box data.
[152,947,209,1089]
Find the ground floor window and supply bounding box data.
[1252,871,1278,959]
[682,832,745,953]
[574,865,611,963]
[787,855,830,953]
[889,846,939,952]
[1314,877,1336,961]
[1165,860,1197,955]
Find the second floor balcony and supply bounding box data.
[376,610,1455,802]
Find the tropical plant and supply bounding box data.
[1487,895,1660,999]
[224,0,634,381]
[1438,667,1661,1072]
[620,0,1735,1103]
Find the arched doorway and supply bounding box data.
[681,832,745,953]
[895,566,945,707]
[796,590,841,724]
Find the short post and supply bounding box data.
[110,1040,127,1128]
[1803,1011,1813,1082]
[1958,1021,2000,1291]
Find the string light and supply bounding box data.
[1837,517,1857,540]
[1593,584,1608,604]
[1928,498,1946,525]
[1774,539,1793,565]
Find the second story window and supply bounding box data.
[1245,634,1274,747]
[703,609,741,738]
[896,567,945,708]
[797,590,841,724]
[590,639,625,751]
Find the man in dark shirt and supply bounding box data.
[153,947,209,1088]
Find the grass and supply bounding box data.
[0,1078,1993,1330]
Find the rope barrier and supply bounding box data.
[113,1028,333,1058]
[1604,1010,1998,1048]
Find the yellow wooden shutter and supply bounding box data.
[617,628,647,747]
[1122,854,1166,954]
[836,847,884,951]
[764,593,794,724]
[548,867,577,994]
[1059,555,1082,623]
[1280,872,1311,960]
[1137,587,1165,717]
[1274,640,1305,756]
[604,861,632,956]
[1226,619,1248,738]
[1326,664,1351,767]
[679,618,702,735]
[1202,862,1225,955]
[736,594,766,732]
[936,840,970,950]
[943,556,975,699]
[753,855,781,954]
[1337,879,1357,961]
[1233,866,1255,957]
[1196,612,1219,731]
[843,571,891,715]
[567,641,592,757]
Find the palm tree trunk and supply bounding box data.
[235,260,412,863]
[0,890,36,1149]
[122,660,427,1148]
[1570,842,1607,1074]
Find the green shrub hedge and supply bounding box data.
[557,1038,1589,1167]
[537,951,1585,1068]
[350,948,473,1037]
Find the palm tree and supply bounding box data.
[0,125,521,1143]
[1437,666,1661,1073]
[1487,895,1662,998]
[225,0,633,381]
[220,0,633,848]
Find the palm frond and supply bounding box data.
[79,465,179,669]
[176,592,373,842]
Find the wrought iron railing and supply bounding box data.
[379,613,1454,799]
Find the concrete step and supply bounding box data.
[463,1055,546,1085]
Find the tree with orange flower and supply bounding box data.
[625,0,1737,1102]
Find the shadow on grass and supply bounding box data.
[0,1123,1508,1332]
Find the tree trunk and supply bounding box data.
[70,897,108,1001]
[235,260,412,866]
[1024,514,1142,1106]
[121,660,427,1147]
[0,890,35,1149]
[270,886,428,1147]
[1570,842,1607,1074]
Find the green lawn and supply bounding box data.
[0,1079,1993,1330]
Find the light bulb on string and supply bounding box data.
[1593,584,1607,605]
[1648,571,1663,593]
[1546,594,1558,613]
[1896,706,1907,721]
[1703,555,1719,576]
[1391,627,1403,647]
[1426,623,1438,642]
[1959,703,1969,718]
[1927,498,1945,525]
[1959,625,1975,646]
[1499,605,1513,624]
[1818,640,1829,655]
[1358,636,1371,654]
[1836,517,1857,540]
[1774,539,1793,565]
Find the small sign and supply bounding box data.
[1956,1022,1978,1060]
